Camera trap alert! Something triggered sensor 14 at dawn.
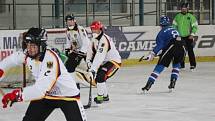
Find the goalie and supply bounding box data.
[64,14,90,73]
[0,27,87,121]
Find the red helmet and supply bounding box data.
[90,21,103,30]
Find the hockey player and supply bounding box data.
[87,21,121,104]
[65,14,90,73]
[0,27,87,121]
[141,16,186,92]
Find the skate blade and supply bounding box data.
[168,88,173,93]
[137,88,148,95]
[84,102,101,109]
[190,69,196,72]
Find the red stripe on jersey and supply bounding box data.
[104,34,111,51]
[46,49,61,92]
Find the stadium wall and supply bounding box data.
[0,25,215,85]
[0,25,215,64]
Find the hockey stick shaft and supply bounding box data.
[23,63,27,87]
[138,55,148,62]
[83,76,92,109]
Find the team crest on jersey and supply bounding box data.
[47,61,53,69]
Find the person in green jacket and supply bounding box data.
[172,3,198,71]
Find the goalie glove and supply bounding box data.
[143,51,155,61]
[2,89,23,108]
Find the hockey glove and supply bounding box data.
[144,51,155,61]
[87,69,96,80]
[0,69,4,78]
[188,35,194,40]
[86,61,92,70]
[2,89,23,108]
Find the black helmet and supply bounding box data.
[24,27,47,59]
[65,14,75,21]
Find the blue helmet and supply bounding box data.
[160,16,170,26]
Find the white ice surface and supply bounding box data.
[0,62,215,121]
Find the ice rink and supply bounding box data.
[0,62,215,121]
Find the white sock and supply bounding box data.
[97,82,108,96]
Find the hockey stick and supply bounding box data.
[83,75,93,109]
[23,63,27,88]
[138,56,148,62]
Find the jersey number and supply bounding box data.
[171,30,179,38]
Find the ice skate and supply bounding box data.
[190,66,196,72]
[94,95,104,104]
[94,95,110,104]
[168,79,176,92]
[141,81,153,93]
[103,95,109,102]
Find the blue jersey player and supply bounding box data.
[141,16,186,92]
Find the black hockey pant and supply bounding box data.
[22,99,86,121]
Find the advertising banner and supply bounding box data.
[0,25,215,60]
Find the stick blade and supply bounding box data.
[83,104,91,109]
[139,56,145,62]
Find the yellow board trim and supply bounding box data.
[122,56,215,66]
